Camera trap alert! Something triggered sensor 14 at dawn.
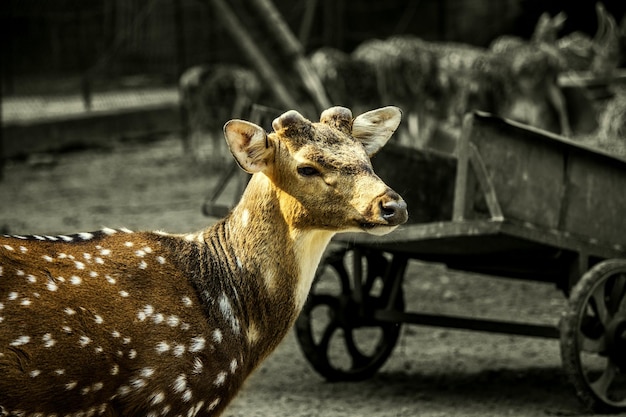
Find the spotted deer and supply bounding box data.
[0,106,407,417]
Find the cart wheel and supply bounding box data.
[561,259,626,413]
[295,248,404,382]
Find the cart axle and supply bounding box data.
[374,309,560,339]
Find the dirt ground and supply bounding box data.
[0,134,616,416]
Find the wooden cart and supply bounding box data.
[294,111,626,413]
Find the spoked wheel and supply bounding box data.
[561,259,626,413]
[295,247,404,381]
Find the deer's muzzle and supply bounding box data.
[378,189,408,226]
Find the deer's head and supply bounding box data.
[223,106,407,236]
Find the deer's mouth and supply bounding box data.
[359,221,399,236]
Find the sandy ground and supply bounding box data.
[0,134,617,416]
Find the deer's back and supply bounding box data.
[0,230,245,417]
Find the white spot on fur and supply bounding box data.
[118,385,131,396]
[172,374,187,393]
[192,357,203,374]
[111,330,121,338]
[119,290,129,297]
[173,344,186,357]
[42,333,56,348]
[102,227,117,235]
[188,401,204,417]
[139,260,148,269]
[105,275,116,284]
[128,349,137,359]
[83,253,92,260]
[230,359,238,374]
[100,248,111,256]
[65,381,78,390]
[60,235,73,242]
[79,336,92,347]
[207,398,221,412]
[74,261,85,270]
[62,325,72,334]
[70,276,82,285]
[167,315,180,327]
[120,227,134,234]
[156,341,170,354]
[135,250,146,257]
[124,241,134,247]
[143,305,154,316]
[110,364,119,375]
[8,292,18,301]
[189,336,205,353]
[92,382,104,392]
[42,255,53,262]
[153,313,164,324]
[157,256,166,264]
[29,370,41,378]
[214,371,227,386]
[140,367,155,378]
[130,378,146,390]
[182,296,192,307]
[11,336,30,346]
[20,298,31,306]
[46,279,58,292]
[212,329,223,344]
[3,245,14,251]
[182,389,193,402]
[65,307,76,315]
[19,246,27,253]
[79,232,94,240]
[54,369,65,375]
[94,315,104,324]
[150,391,165,406]
[218,294,240,334]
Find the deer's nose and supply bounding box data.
[379,191,408,225]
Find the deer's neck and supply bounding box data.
[199,173,334,365]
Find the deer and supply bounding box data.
[0,106,407,417]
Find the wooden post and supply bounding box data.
[208,0,299,110]
[248,0,331,112]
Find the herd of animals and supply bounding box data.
[181,3,626,167]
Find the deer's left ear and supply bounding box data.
[224,120,274,173]
[352,106,402,156]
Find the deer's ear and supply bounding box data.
[224,120,273,173]
[352,106,402,157]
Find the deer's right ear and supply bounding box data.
[224,120,273,173]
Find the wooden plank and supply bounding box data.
[469,114,565,229]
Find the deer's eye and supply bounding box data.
[297,166,320,177]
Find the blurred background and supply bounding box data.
[2,0,626,165]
